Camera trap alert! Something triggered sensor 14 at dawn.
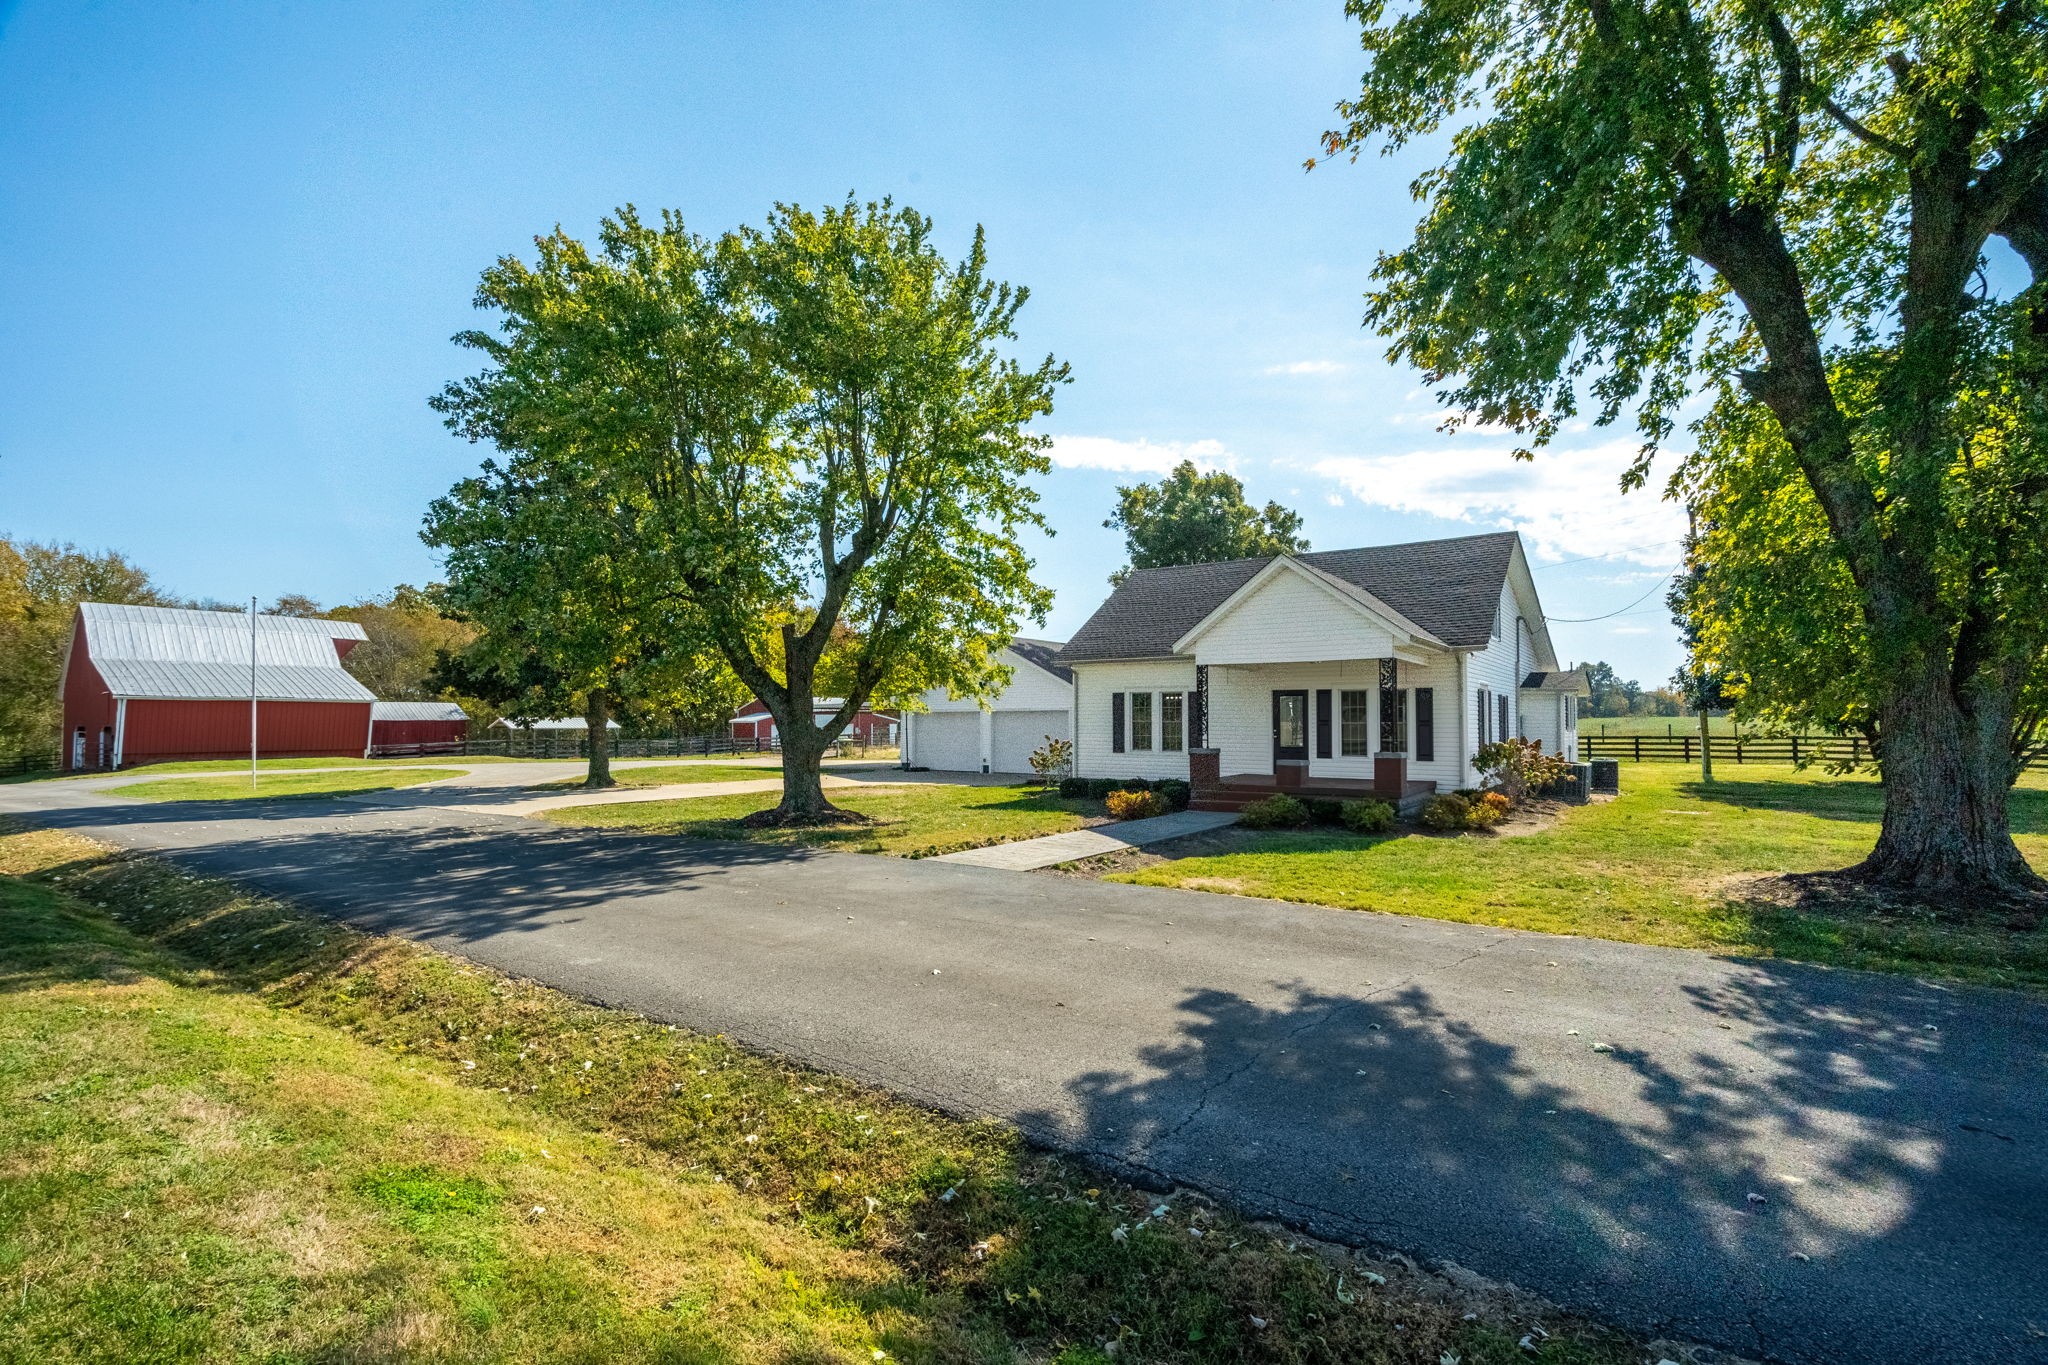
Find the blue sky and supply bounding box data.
[0,1,1691,688]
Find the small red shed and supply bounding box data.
[730,697,899,745]
[59,602,375,771]
[369,701,470,752]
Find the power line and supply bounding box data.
[1546,568,1680,623]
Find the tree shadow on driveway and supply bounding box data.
[1019,966,2048,1365]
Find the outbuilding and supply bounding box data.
[59,602,374,771]
[901,638,1074,775]
[729,698,899,745]
[369,700,470,752]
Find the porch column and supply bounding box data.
[1189,747,1221,797]
[1374,657,1407,797]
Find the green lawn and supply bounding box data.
[545,782,1102,858]
[1578,714,1736,737]
[0,822,1629,1365]
[533,763,780,790]
[1105,763,2048,991]
[111,769,465,802]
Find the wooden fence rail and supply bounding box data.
[1580,733,2048,769]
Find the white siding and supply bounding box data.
[1071,659,1199,780]
[917,649,1073,713]
[1184,568,1399,665]
[1205,657,1464,789]
[1458,580,1529,785]
[907,646,1074,772]
[992,710,1070,772]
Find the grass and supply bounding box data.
[0,821,1631,1365]
[110,768,466,802]
[533,764,781,791]
[1101,763,2048,991]
[544,782,1104,858]
[1578,714,1736,737]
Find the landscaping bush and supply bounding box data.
[1420,792,1471,831]
[1464,791,1511,830]
[1087,776,1149,799]
[1340,798,1396,833]
[1058,776,1090,798]
[1152,778,1192,811]
[1304,797,1345,825]
[1105,788,1170,821]
[1475,738,1572,801]
[1028,737,1073,789]
[1238,794,1310,829]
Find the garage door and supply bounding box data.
[912,712,982,772]
[991,709,1070,774]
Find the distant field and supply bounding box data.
[1579,713,1737,737]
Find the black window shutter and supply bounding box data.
[1476,688,1487,745]
[1499,693,1510,742]
[1111,692,1126,753]
[1415,688,1434,762]
[1315,689,1332,759]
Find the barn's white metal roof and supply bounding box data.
[75,602,375,703]
[371,700,469,722]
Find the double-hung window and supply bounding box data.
[1339,690,1372,757]
[1161,692,1184,751]
[1130,691,1154,751]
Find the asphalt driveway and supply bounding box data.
[4,774,2044,1365]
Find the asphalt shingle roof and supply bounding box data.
[1005,637,1073,684]
[1057,531,1522,663]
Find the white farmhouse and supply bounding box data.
[1054,532,1587,811]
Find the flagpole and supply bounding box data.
[250,596,259,791]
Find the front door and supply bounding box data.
[1271,690,1308,763]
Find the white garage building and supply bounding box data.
[902,638,1074,775]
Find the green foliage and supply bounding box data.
[1465,791,1513,830]
[1104,460,1308,585]
[0,538,171,758]
[1420,793,1471,832]
[1029,736,1074,788]
[1152,777,1192,811]
[1058,776,1090,798]
[431,199,1065,815]
[1304,796,1346,825]
[1476,738,1572,801]
[1322,0,2048,888]
[1238,794,1311,829]
[1105,788,1171,820]
[1341,798,1397,833]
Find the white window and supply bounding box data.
[1130,692,1154,751]
[1161,692,1185,751]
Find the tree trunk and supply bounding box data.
[1853,656,2043,899]
[1699,706,1713,784]
[771,720,839,822]
[582,688,615,789]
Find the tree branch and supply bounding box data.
[1820,97,1911,160]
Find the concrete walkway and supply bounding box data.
[932,808,1239,869]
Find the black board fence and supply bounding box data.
[1581,732,2048,770]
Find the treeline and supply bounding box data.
[1582,660,1687,719]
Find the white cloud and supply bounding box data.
[1046,435,1234,475]
[1265,360,1348,377]
[1313,436,1686,566]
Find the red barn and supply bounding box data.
[59,602,375,771]
[369,701,470,752]
[730,697,899,745]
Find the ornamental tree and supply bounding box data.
[433,201,1064,820]
[1322,0,2048,898]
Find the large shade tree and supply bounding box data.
[1321,0,2048,898]
[434,201,1064,820]
[1104,460,1309,584]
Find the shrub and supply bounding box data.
[1087,776,1147,799]
[1152,778,1192,811]
[1464,790,1511,830]
[1105,788,1170,820]
[1340,798,1396,833]
[1028,737,1073,788]
[1238,794,1310,829]
[1474,737,1572,802]
[1058,776,1089,798]
[1304,797,1345,825]
[1420,792,1471,831]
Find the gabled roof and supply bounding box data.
[1521,669,1591,695]
[371,700,469,722]
[68,602,374,703]
[1059,531,1523,663]
[1005,637,1072,684]
[1170,556,1446,656]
